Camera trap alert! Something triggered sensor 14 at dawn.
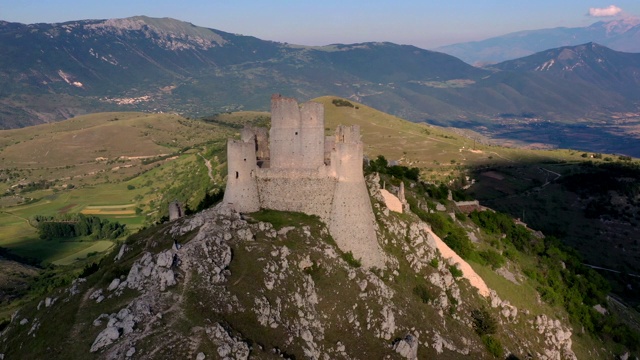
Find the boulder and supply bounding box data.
[394,334,419,360]
[90,326,120,352]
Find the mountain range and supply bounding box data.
[436,17,640,65]
[1,16,640,155]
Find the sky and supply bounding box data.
[1,1,640,48]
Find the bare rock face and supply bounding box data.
[90,327,120,353]
[2,193,590,359]
[394,333,419,359]
[206,323,250,360]
[533,314,577,360]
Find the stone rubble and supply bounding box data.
[206,323,250,360]
[533,314,577,360]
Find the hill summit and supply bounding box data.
[0,176,582,359]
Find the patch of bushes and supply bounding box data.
[449,265,463,278]
[443,230,474,259]
[476,249,505,269]
[482,335,504,358]
[80,262,99,277]
[341,251,362,268]
[412,284,432,303]
[0,318,10,332]
[33,213,127,240]
[331,98,355,108]
[471,308,498,335]
[366,155,420,181]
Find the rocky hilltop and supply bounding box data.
[0,174,592,359]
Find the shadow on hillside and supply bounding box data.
[427,120,640,158]
[463,155,640,306]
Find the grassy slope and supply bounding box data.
[0,112,233,265]
[315,96,588,181]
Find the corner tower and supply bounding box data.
[223,137,260,213]
[329,125,386,268]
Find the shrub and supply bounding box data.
[0,318,10,332]
[471,308,498,335]
[127,184,135,190]
[413,284,432,303]
[342,251,361,268]
[444,230,474,259]
[449,265,463,278]
[477,249,505,269]
[482,335,504,358]
[80,262,99,277]
[331,98,355,108]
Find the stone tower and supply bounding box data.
[223,95,385,269]
[269,94,325,169]
[168,200,184,221]
[224,139,260,213]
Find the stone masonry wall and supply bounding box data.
[224,95,385,268]
[223,140,260,213]
[255,169,336,221]
[269,95,324,170]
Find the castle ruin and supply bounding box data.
[224,95,385,268]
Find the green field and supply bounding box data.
[0,111,230,266]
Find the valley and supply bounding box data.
[2,17,640,157]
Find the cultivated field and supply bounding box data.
[0,112,230,265]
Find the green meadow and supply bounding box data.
[0,112,230,266]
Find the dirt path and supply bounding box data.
[539,167,561,187]
[1,210,35,228]
[198,153,215,182]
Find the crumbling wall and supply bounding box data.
[269,95,302,169]
[223,140,260,213]
[269,95,324,170]
[299,101,325,169]
[168,201,183,221]
[329,124,385,268]
[224,95,385,268]
[255,169,336,221]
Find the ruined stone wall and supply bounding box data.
[324,136,335,165]
[299,102,325,168]
[330,125,365,181]
[168,201,183,221]
[328,125,385,268]
[255,169,336,221]
[269,95,324,170]
[223,140,260,213]
[330,179,385,268]
[224,95,384,268]
[269,95,301,169]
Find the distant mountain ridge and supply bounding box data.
[436,17,640,65]
[1,16,640,155]
[493,42,640,97]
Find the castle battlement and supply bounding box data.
[223,95,385,268]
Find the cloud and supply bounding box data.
[588,5,622,17]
